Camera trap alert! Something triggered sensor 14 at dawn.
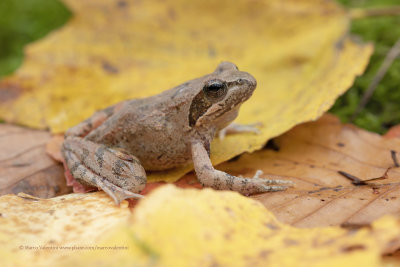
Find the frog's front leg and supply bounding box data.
[191,141,293,194]
[62,136,146,205]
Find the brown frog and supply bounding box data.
[62,62,292,205]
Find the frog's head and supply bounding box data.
[189,62,257,130]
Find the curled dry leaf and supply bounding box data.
[0,0,373,182]
[1,186,400,266]
[0,124,70,198]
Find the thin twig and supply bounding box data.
[351,38,400,122]
[350,7,400,19]
[337,170,367,185]
[363,167,392,182]
[338,167,391,186]
[391,150,400,167]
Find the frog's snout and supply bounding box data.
[243,72,257,89]
[236,72,257,94]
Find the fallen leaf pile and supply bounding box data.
[2,114,400,266]
[1,186,400,266]
[119,114,400,228]
[0,0,372,182]
[2,0,400,266]
[6,114,400,230]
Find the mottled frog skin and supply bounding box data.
[62,62,292,205]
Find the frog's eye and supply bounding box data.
[203,79,227,101]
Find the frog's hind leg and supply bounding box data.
[191,141,294,195]
[62,136,146,205]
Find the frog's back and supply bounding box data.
[85,89,195,171]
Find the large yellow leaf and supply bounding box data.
[0,0,372,182]
[1,186,400,266]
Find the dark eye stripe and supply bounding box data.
[188,78,243,127]
[188,90,212,127]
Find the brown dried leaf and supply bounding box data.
[0,124,71,198]
[213,114,400,227]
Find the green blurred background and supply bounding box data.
[0,0,70,76]
[0,0,399,134]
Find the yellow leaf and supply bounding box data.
[95,186,400,267]
[0,0,373,182]
[2,186,399,266]
[0,192,130,266]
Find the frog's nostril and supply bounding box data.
[248,76,257,88]
[252,79,257,88]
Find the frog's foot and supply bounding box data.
[68,158,144,205]
[91,174,144,205]
[61,157,96,193]
[192,141,294,195]
[219,122,262,140]
[62,136,147,205]
[245,170,294,190]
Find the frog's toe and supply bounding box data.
[257,179,295,186]
[98,178,144,206]
[260,184,290,192]
[242,180,291,194]
[251,170,294,186]
[236,172,294,194]
[74,166,144,205]
[62,136,147,205]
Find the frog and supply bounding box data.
[61,62,293,205]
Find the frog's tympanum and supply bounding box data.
[62,62,292,205]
